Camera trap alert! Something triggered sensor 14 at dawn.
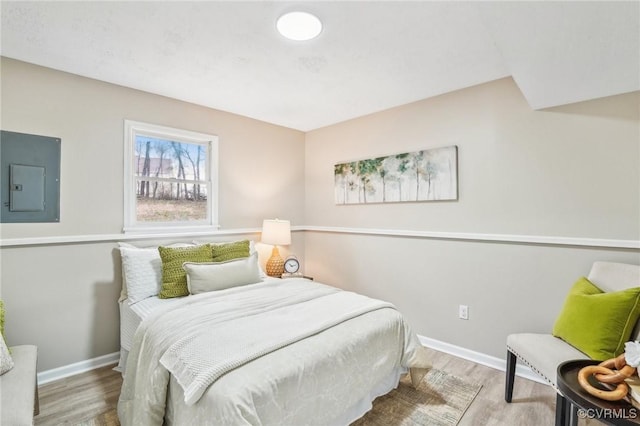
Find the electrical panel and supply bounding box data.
[1,130,60,223]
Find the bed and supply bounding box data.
[116,241,430,426]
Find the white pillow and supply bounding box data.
[184,252,262,295]
[0,336,14,376]
[249,240,268,278]
[118,242,195,304]
[119,246,163,304]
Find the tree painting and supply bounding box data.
[334,146,457,204]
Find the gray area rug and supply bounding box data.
[82,368,481,426]
[351,368,483,426]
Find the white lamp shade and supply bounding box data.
[261,219,291,246]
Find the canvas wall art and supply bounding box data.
[334,145,458,204]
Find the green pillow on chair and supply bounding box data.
[552,277,640,360]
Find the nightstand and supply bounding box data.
[280,274,313,280]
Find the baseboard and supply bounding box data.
[417,335,548,386]
[37,351,120,385]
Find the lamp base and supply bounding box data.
[266,246,285,277]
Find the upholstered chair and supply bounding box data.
[504,261,640,404]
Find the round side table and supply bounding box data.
[556,359,640,426]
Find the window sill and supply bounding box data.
[123,225,221,235]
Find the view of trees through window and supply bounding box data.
[135,135,208,222]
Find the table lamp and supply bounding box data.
[261,219,291,277]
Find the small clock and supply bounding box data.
[283,255,300,274]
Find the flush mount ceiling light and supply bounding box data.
[276,11,322,41]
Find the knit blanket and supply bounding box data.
[160,286,394,405]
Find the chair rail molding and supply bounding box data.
[0,225,638,249]
[303,226,640,250]
[0,227,267,247]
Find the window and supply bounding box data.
[123,120,218,233]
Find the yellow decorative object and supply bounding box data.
[578,353,636,401]
[266,246,285,277]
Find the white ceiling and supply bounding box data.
[1,1,638,131]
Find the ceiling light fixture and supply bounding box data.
[276,11,322,41]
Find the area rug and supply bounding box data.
[351,368,482,426]
[79,369,481,426]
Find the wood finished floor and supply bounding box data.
[34,347,602,426]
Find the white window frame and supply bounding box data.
[123,120,219,234]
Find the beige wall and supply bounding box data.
[2,59,639,371]
[0,58,306,370]
[1,58,305,238]
[304,78,640,358]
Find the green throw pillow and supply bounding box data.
[211,240,250,262]
[552,277,640,360]
[158,245,214,298]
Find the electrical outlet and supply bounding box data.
[458,305,469,320]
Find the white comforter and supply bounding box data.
[118,278,429,426]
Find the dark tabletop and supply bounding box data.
[557,359,640,426]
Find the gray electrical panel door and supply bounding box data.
[10,164,46,212]
[1,130,61,223]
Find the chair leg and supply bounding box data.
[34,355,40,416]
[505,350,517,402]
[34,382,39,416]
